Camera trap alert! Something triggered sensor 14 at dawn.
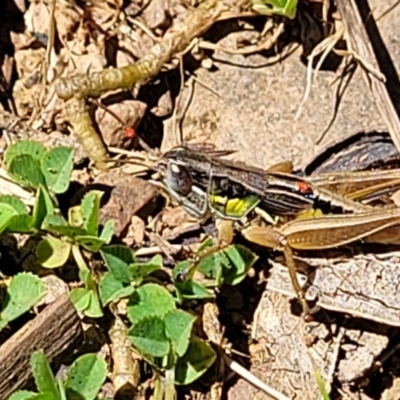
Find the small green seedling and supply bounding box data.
[127,283,216,387]
[0,140,74,235]
[8,350,107,400]
[36,191,115,269]
[173,236,258,302]
[100,248,215,386]
[5,140,74,194]
[252,0,298,19]
[315,367,332,400]
[0,273,46,331]
[70,269,104,318]
[99,246,163,305]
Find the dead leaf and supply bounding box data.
[60,39,107,76]
[85,0,122,32]
[151,89,173,118]
[161,206,193,229]
[96,171,158,237]
[1,55,14,91]
[24,1,50,38]
[142,0,172,31]
[14,48,45,79]
[55,0,82,38]
[13,47,46,116]
[161,206,201,240]
[117,19,155,62]
[123,215,146,246]
[13,0,26,13]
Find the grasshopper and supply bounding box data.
[157,147,400,315]
[163,147,400,214]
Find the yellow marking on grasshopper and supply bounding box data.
[208,194,261,220]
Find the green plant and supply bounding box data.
[37,190,114,269]
[1,141,115,318]
[252,0,298,19]
[0,273,46,331]
[1,140,259,397]
[9,350,108,400]
[0,140,73,235]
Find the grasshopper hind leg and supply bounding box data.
[206,220,312,317]
[242,225,311,317]
[281,239,310,316]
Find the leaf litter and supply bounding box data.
[2,0,400,399]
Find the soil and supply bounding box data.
[163,1,397,169]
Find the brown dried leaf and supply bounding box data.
[250,291,336,398]
[60,40,107,76]
[122,215,146,247]
[391,189,400,207]
[142,0,172,31]
[115,48,137,69]
[162,206,193,229]
[161,206,201,240]
[13,58,43,116]
[14,48,45,79]
[268,252,400,327]
[24,1,50,37]
[23,0,82,41]
[85,0,122,32]
[109,316,140,395]
[54,0,82,38]
[338,328,388,382]
[13,0,26,13]
[96,171,158,236]
[54,0,222,102]
[202,302,223,345]
[1,55,14,91]
[116,23,155,63]
[9,31,36,51]
[151,89,173,118]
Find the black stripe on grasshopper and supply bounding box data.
[162,147,372,218]
[163,148,315,216]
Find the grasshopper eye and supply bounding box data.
[165,162,193,196]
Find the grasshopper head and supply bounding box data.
[155,156,195,196]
